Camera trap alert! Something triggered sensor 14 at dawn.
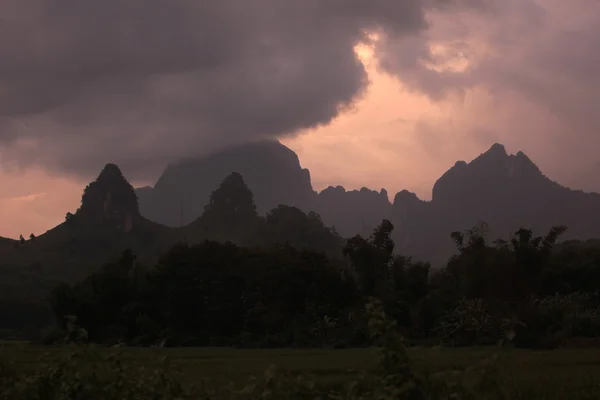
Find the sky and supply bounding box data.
[1,0,599,239]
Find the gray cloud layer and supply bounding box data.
[376,0,600,189]
[0,0,598,190]
[0,0,434,179]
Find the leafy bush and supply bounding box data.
[435,298,513,346]
[515,292,600,349]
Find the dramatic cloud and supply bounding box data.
[374,0,600,190]
[1,0,598,194]
[0,0,444,180]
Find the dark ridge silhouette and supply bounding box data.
[136,140,600,265]
[391,143,600,265]
[136,140,316,226]
[0,164,179,284]
[0,236,16,249]
[0,166,343,292]
[187,171,261,246]
[316,186,391,237]
[4,140,599,285]
[77,163,140,231]
[135,140,395,238]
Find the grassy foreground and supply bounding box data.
[1,341,600,398]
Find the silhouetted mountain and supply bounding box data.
[316,186,391,238]
[184,172,343,256]
[0,164,178,284]
[0,166,344,292]
[0,237,16,249]
[136,140,393,238]
[76,163,140,231]
[186,172,262,246]
[135,140,600,266]
[391,143,600,265]
[136,140,316,226]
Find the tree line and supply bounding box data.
[3,171,600,348]
[46,218,600,349]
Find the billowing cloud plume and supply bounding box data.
[0,0,445,180]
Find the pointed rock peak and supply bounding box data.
[97,163,126,182]
[77,163,139,226]
[514,150,542,174]
[203,171,257,217]
[483,143,508,158]
[221,171,245,185]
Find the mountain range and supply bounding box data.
[135,140,600,265]
[136,140,392,238]
[2,139,600,285]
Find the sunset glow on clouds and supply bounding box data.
[1,0,599,238]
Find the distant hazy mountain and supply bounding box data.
[136,139,392,238]
[317,186,391,238]
[0,163,345,289]
[136,140,316,226]
[391,143,600,265]
[137,140,600,266]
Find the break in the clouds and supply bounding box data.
[0,0,439,180]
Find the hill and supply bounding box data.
[135,140,392,238]
[0,166,343,334]
[3,141,599,277]
[0,164,180,286]
[137,141,600,265]
[136,140,317,226]
[0,165,344,289]
[391,144,600,265]
[0,236,16,249]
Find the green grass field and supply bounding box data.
[2,342,600,398]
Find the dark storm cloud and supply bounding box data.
[0,0,453,180]
[374,0,600,190]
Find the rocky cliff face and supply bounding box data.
[315,186,391,238]
[135,140,391,237]
[77,163,139,232]
[390,143,600,265]
[136,140,316,227]
[135,140,600,267]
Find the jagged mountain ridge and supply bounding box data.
[0,162,345,288]
[0,236,16,249]
[0,164,180,284]
[136,140,600,265]
[136,140,392,238]
[137,140,316,226]
[392,143,600,265]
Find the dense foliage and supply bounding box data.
[41,217,600,350]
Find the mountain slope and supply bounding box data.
[0,236,16,250]
[136,140,393,238]
[391,144,600,265]
[0,164,180,284]
[137,140,316,226]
